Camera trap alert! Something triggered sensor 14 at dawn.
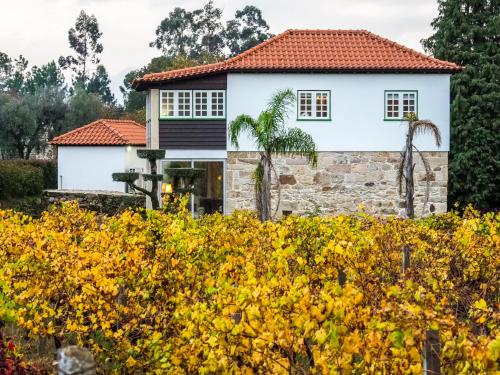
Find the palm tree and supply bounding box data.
[398,113,442,219]
[229,89,318,221]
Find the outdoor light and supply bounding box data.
[126,145,132,152]
[162,183,173,194]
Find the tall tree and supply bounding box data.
[0,52,28,93]
[397,113,442,219]
[150,7,198,57]
[59,10,103,86]
[224,6,273,56]
[87,65,115,105]
[422,0,499,211]
[229,89,317,221]
[192,1,225,56]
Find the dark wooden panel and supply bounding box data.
[158,74,226,90]
[159,121,226,150]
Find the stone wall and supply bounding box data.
[226,152,448,217]
[44,190,145,215]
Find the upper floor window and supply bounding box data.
[194,90,225,118]
[385,91,417,120]
[160,90,192,118]
[297,90,331,120]
[160,90,225,119]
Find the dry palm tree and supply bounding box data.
[229,89,318,221]
[398,112,442,219]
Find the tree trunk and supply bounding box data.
[149,157,160,210]
[404,128,415,219]
[260,153,272,222]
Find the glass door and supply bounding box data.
[162,160,224,217]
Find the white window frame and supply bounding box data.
[384,90,418,120]
[297,90,331,120]
[160,90,192,119]
[193,90,225,119]
[160,90,226,119]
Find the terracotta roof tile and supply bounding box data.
[133,29,461,89]
[50,119,146,146]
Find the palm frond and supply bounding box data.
[228,114,259,149]
[397,149,406,196]
[413,145,433,214]
[272,127,318,166]
[267,89,295,131]
[411,120,442,147]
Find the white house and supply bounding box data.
[131,29,461,216]
[51,119,146,192]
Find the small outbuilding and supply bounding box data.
[50,119,146,192]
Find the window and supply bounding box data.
[194,90,225,118]
[161,90,225,119]
[298,90,330,120]
[160,90,192,118]
[385,91,417,120]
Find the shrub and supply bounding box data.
[0,161,44,199]
[0,203,498,374]
[23,160,57,189]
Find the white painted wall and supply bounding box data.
[57,146,127,191]
[125,146,146,173]
[227,73,451,152]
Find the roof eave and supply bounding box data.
[133,66,462,90]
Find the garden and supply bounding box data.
[0,199,498,373]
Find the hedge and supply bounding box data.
[0,160,57,200]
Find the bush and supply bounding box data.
[0,161,44,199]
[0,160,56,200]
[0,203,498,374]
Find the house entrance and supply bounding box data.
[162,160,224,217]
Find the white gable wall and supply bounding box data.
[226,73,450,152]
[57,146,126,191]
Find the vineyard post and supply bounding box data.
[422,330,440,374]
[402,245,411,274]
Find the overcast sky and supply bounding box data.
[0,0,439,103]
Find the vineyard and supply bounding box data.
[0,201,498,374]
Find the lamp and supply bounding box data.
[162,182,173,194]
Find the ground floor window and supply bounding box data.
[162,159,224,217]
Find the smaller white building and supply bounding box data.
[51,119,146,192]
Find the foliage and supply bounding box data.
[398,113,442,219]
[422,0,499,211]
[59,10,115,105]
[223,6,273,56]
[229,89,317,221]
[0,322,43,375]
[0,161,44,199]
[149,2,272,58]
[0,203,497,374]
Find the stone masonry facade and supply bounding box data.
[226,152,448,217]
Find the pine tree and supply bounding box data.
[422,0,499,210]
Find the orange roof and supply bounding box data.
[133,29,461,89]
[50,119,146,146]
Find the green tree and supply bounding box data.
[64,87,104,131]
[229,89,317,221]
[150,7,198,57]
[0,52,28,93]
[59,10,103,85]
[224,6,273,57]
[397,113,442,219]
[24,61,65,94]
[0,86,66,159]
[422,0,499,210]
[87,65,115,106]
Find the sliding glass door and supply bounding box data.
[162,160,224,217]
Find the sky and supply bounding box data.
[0,0,439,104]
